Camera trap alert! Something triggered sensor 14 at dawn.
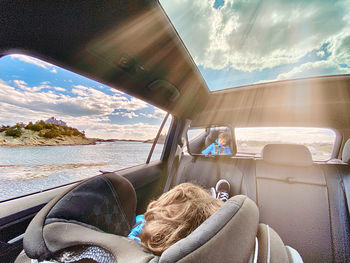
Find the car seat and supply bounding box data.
[15,173,302,263]
[327,138,350,164]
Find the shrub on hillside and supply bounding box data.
[62,129,73,136]
[5,127,22,137]
[72,128,84,137]
[44,123,54,129]
[15,123,25,129]
[0,125,10,132]
[22,119,86,139]
[30,123,43,131]
[25,122,33,130]
[40,129,61,139]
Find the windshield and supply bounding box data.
[159,0,350,91]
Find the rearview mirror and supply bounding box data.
[186,126,234,156]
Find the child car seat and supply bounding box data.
[15,173,302,263]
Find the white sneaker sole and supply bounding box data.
[215,179,230,192]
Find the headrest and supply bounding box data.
[160,195,259,262]
[262,144,313,167]
[23,173,136,261]
[342,139,350,164]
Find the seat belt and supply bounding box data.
[163,120,188,193]
[163,144,183,193]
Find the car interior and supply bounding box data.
[0,0,349,263]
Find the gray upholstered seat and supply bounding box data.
[15,173,261,263]
[15,172,301,263]
[257,144,329,262]
[328,138,350,164]
[257,224,303,263]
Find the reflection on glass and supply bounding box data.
[187,126,233,156]
[201,131,232,155]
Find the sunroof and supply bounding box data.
[159,0,350,91]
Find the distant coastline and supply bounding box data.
[0,130,97,147]
[0,119,166,147]
[96,138,146,143]
[0,131,164,147]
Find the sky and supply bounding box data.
[160,0,350,90]
[0,54,336,144]
[1,1,348,142]
[0,55,168,140]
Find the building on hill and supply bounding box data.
[45,117,67,126]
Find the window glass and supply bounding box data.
[187,128,206,142]
[0,54,168,201]
[159,0,350,91]
[183,128,206,155]
[235,127,336,161]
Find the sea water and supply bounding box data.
[0,141,162,201]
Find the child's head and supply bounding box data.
[139,183,223,256]
[218,132,230,146]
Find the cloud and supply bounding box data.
[109,88,126,95]
[154,108,167,118]
[10,54,58,73]
[76,121,161,140]
[53,87,66,92]
[0,100,160,140]
[122,112,139,118]
[0,102,47,126]
[72,88,89,97]
[0,78,160,139]
[12,80,66,92]
[121,97,148,111]
[73,85,89,90]
[161,0,350,72]
[275,60,350,80]
[327,31,350,66]
[316,50,325,58]
[13,80,28,90]
[140,108,167,119]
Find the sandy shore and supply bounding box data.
[0,130,97,147]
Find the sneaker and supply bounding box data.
[215,179,230,202]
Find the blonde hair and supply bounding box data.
[139,183,223,256]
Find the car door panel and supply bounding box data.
[0,160,167,262]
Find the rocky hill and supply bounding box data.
[0,121,96,147]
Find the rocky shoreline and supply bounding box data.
[0,130,97,147]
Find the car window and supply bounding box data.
[183,128,206,155]
[187,128,206,142]
[0,54,170,201]
[159,0,350,91]
[235,127,336,161]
